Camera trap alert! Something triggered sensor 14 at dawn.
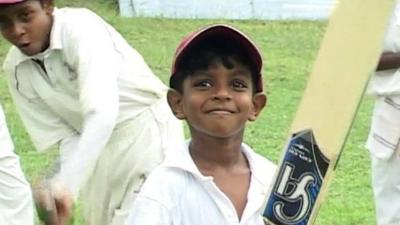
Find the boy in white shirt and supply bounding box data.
[0,0,183,224]
[0,103,34,225]
[125,24,276,225]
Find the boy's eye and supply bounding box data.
[0,19,11,30]
[193,80,212,89]
[232,79,248,90]
[18,10,33,23]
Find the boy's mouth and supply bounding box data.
[18,43,30,49]
[206,108,235,114]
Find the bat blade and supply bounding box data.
[263,0,396,224]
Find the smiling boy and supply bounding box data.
[0,0,183,224]
[125,24,276,225]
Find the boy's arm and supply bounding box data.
[376,52,400,71]
[2,62,76,151]
[0,105,34,225]
[53,107,117,197]
[52,9,121,195]
[0,155,34,224]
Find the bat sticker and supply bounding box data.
[263,129,329,225]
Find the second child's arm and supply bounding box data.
[376,52,400,71]
[53,9,120,196]
[0,105,35,225]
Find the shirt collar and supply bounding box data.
[163,140,209,181]
[242,143,271,187]
[163,139,270,186]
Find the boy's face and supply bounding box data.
[168,60,266,139]
[0,0,53,56]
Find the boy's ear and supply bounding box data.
[42,0,54,14]
[248,93,267,121]
[167,89,186,120]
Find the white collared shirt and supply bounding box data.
[2,7,168,195]
[125,140,276,225]
[0,104,34,225]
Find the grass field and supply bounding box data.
[0,0,377,224]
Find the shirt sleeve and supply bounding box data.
[125,196,172,225]
[125,167,179,225]
[0,105,35,225]
[3,57,75,151]
[53,9,120,195]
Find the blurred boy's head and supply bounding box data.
[167,24,266,138]
[0,0,54,56]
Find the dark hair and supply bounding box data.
[170,38,259,93]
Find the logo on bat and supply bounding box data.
[263,129,330,225]
[273,163,315,223]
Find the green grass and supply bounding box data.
[0,0,377,224]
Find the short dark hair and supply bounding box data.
[169,38,259,94]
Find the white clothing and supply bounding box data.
[366,96,400,159]
[2,7,183,225]
[370,153,400,225]
[365,2,400,225]
[366,1,400,161]
[81,98,182,225]
[0,104,34,225]
[392,1,400,26]
[125,140,276,225]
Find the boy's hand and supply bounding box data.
[53,185,74,225]
[33,181,74,225]
[34,186,58,225]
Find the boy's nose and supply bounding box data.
[212,85,232,101]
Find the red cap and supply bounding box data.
[171,24,264,92]
[0,0,25,4]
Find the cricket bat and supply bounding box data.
[262,0,395,224]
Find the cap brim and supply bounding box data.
[0,0,24,4]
